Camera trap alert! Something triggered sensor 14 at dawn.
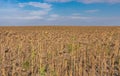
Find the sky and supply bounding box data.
[0,0,120,26]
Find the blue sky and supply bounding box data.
[0,0,120,26]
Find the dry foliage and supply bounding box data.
[0,26,120,76]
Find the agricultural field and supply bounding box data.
[0,26,120,76]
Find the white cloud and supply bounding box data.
[69,14,91,19]
[85,9,99,13]
[30,10,49,16]
[47,14,60,21]
[0,8,44,20]
[77,0,102,4]
[2,16,43,20]
[47,14,91,21]
[50,14,59,17]
[17,2,52,20]
[19,2,52,9]
[45,0,72,2]
[44,0,120,3]
[70,16,90,19]
[72,13,81,16]
[0,2,52,20]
